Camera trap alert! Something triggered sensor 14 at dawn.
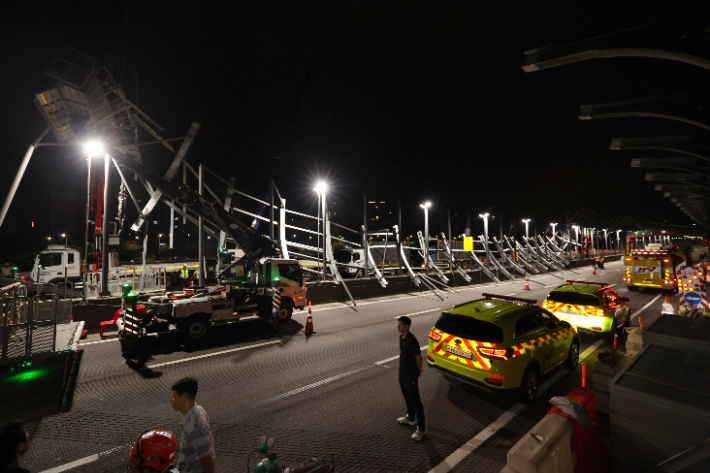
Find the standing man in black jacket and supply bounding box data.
[396,316,426,441]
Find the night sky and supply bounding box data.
[1,1,708,253]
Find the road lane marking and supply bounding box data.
[81,338,119,346]
[544,284,559,288]
[392,308,441,319]
[427,339,603,473]
[38,454,99,473]
[630,294,662,320]
[505,293,517,296]
[375,345,429,365]
[147,340,281,369]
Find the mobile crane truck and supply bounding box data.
[110,152,306,365]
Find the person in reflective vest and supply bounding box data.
[180,265,189,289]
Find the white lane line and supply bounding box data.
[38,454,99,473]
[607,284,617,288]
[427,339,604,473]
[505,293,517,296]
[630,294,662,320]
[147,340,280,369]
[375,345,428,366]
[81,338,119,346]
[544,284,558,288]
[392,308,441,319]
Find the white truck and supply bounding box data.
[30,245,200,288]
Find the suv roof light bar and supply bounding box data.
[481,293,537,305]
[565,280,609,287]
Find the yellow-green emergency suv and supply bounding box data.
[542,280,630,339]
[427,294,580,402]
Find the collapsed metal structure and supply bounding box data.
[1,47,611,302]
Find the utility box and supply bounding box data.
[609,344,710,472]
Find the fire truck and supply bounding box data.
[623,234,708,291]
[107,152,306,364]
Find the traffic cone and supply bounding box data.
[592,266,597,275]
[523,274,531,291]
[303,301,315,334]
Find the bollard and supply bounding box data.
[582,363,586,388]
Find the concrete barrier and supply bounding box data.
[500,414,575,473]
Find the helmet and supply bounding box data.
[130,430,176,471]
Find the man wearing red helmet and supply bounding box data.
[128,430,178,473]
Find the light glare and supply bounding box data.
[83,141,104,156]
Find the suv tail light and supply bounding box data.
[583,306,605,316]
[428,330,441,341]
[478,347,513,361]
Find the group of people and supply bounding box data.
[1,317,428,472]
[1,378,214,473]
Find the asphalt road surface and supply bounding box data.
[19,260,666,473]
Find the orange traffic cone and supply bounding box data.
[592,266,597,275]
[303,301,315,334]
[523,274,531,291]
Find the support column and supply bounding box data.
[363,195,368,278]
[169,206,175,249]
[100,154,111,296]
[83,155,91,303]
[198,165,204,287]
[141,219,148,290]
[270,177,275,241]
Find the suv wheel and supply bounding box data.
[564,339,579,369]
[520,366,539,403]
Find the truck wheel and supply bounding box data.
[520,365,539,403]
[182,316,210,340]
[278,298,294,324]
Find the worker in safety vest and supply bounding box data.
[190,268,200,287]
[179,265,189,289]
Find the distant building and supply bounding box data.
[367,200,395,229]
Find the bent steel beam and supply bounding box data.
[503,236,538,274]
[523,48,710,74]
[0,127,50,229]
[492,237,526,277]
[441,233,471,283]
[480,235,515,280]
[468,243,499,283]
[395,225,421,287]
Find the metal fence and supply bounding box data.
[0,288,72,365]
[85,266,168,297]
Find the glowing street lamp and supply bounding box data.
[550,223,558,237]
[61,233,67,246]
[616,229,622,250]
[522,219,531,239]
[82,140,105,300]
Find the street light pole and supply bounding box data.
[83,154,91,303]
[616,230,622,251]
[100,153,110,296]
[314,182,328,279]
[480,213,490,268]
[603,229,608,252]
[420,202,431,273]
[61,233,67,247]
[522,219,531,239]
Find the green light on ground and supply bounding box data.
[2,367,51,384]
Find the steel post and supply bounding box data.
[169,206,174,249]
[270,177,275,241]
[141,219,148,290]
[198,165,204,287]
[100,154,111,296]
[83,155,91,303]
[424,207,429,274]
[363,195,368,278]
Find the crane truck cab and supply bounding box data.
[31,246,83,284]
